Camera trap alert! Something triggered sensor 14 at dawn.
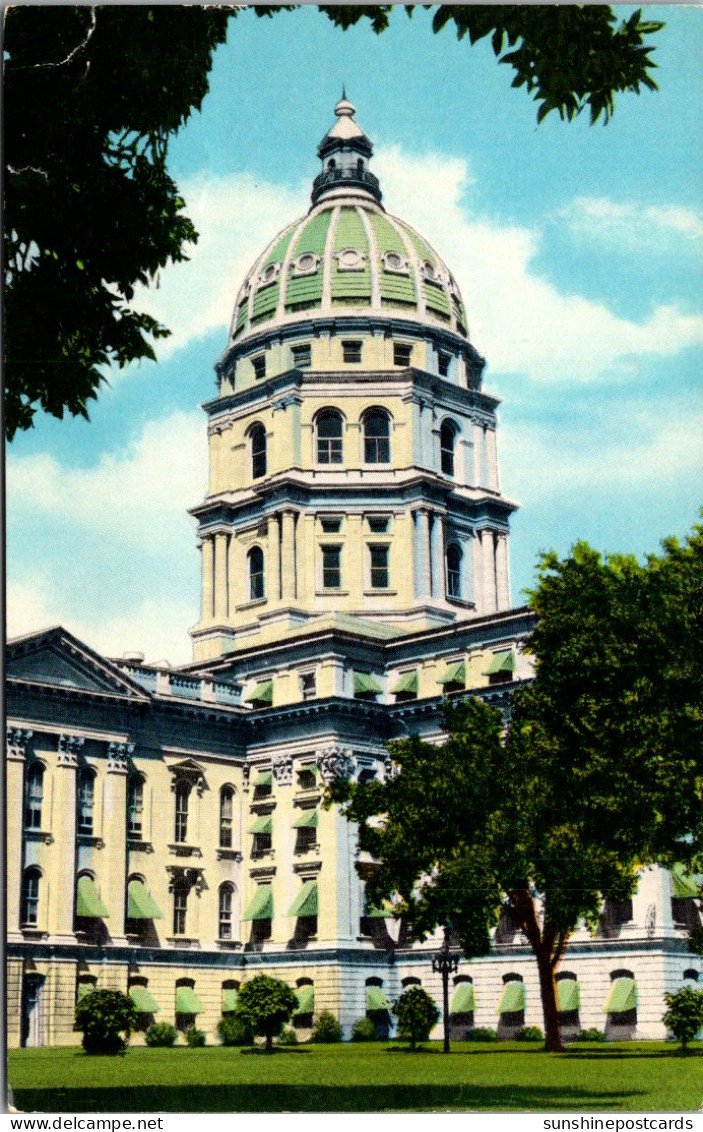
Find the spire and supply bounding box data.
[312,96,382,207]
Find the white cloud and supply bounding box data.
[559,196,703,247]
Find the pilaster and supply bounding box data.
[281,510,297,601]
[414,509,431,599]
[102,741,132,942]
[7,728,32,939]
[214,533,229,621]
[495,532,511,610]
[430,511,445,600]
[201,535,215,621]
[50,735,82,941]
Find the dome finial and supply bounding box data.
[342,82,346,100]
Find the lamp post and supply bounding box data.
[432,923,460,1053]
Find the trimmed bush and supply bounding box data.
[393,986,440,1050]
[311,1010,343,1044]
[186,1026,206,1047]
[515,1026,544,1042]
[74,989,138,1056]
[663,987,703,1055]
[573,1028,607,1043]
[145,1022,178,1048]
[278,1026,299,1046]
[351,1017,376,1042]
[235,974,298,1053]
[465,1027,497,1042]
[217,1015,254,1047]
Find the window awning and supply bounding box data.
[437,661,465,686]
[671,863,700,899]
[252,770,273,787]
[604,978,637,1014]
[354,672,382,695]
[557,979,580,1013]
[366,986,392,1011]
[130,986,160,1014]
[450,983,475,1013]
[288,880,318,918]
[296,985,315,1013]
[293,809,319,829]
[248,815,273,835]
[246,681,273,706]
[76,875,109,919]
[497,980,525,1014]
[222,989,238,1013]
[299,764,319,780]
[485,651,515,676]
[127,880,164,921]
[242,884,273,921]
[391,670,418,695]
[77,983,96,1003]
[176,986,204,1015]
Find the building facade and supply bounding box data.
[6,99,700,1048]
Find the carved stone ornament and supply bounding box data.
[107,740,134,774]
[645,903,657,939]
[6,727,33,762]
[272,754,293,787]
[384,753,400,781]
[57,733,84,766]
[168,759,206,796]
[318,746,355,784]
[167,866,206,896]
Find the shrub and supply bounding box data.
[465,1027,497,1042]
[573,1027,607,1043]
[217,1015,254,1047]
[186,1025,206,1047]
[514,1026,544,1042]
[235,974,298,1053]
[74,989,138,1056]
[663,987,703,1055]
[145,1022,178,1048]
[351,1016,376,1042]
[278,1026,299,1045]
[393,986,440,1050]
[311,1010,343,1044]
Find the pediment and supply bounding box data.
[6,627,151,700]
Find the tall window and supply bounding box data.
[321,545,342,590]
[363,411,391,464]
[369,545,389,590]
[174,781,190,844]
[127,776,143,840]
[250,423,267,479]
[446,543,462,598]
[77,770,94,835]
[252,355,266,381]
[248,546,265,601]
[219,787,234,848]
[21,867,41,926]
[219,884,234,940]
[24,764,43,830]
[316,411,343,464]
[173,881,188,936]
[440,421,457,477]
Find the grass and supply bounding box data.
[8,1041,703,1113]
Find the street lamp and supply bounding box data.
[431,923,461,1053]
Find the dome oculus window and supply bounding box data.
[316,411,343,464]
[381,251,410,275]
[291,253,320,277]
[336,248,366,272]
[258,262,281,286]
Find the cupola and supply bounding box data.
[312,94,381,206]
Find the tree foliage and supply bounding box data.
[393,986,440,1050]
[663,987,703,1054]
[74,989,138,1055]
[234,974,298,1053]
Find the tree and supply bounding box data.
[393,986,440,1050]
[4,5,663,440]
[74,989,138,1055]
[663,987,703,1055]
[234,974,298,1053]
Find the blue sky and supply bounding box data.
[7,5,703,664]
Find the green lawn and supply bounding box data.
[9,1041,703,1113]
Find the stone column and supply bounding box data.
[430,512,445,599]
[481,530,497,614]
[268,514,281,603]
[486,428,500,492]
[213,533,229,621]
[495,532,511,609]
[101,742,131,943]
[50,735,82,941]
[281,510,297,601]
[414,509,431,599]
[472,422,484,488]
[6,729,31,938]
[473,530,484,613]
[201,535,214,621]
[227,532,239,613]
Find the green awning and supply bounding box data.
[127,880,164,921]
[130,986,160,1013]
[77,983,96,1003]
[176,986,204,1015]
[497,981,526,1014]
[604,978,637,1014]
[246,681,273,706]
[391,670,418,695]
[222,989,238,1013]
[354,672,382,695]
[76,875,109,919]
[485,651,515,675]
[557,979,580,1013]
[450,983,475,1013]
[671,863,700,899]
[437,661,465,686]
[288,880,318,918]
[296,985,315,1013]
[248,815,273,835]
[300,764,319,779]
[366,986,392,1011]
[293,809,319,829]
[242,884,273,921]
[253,770,273,786]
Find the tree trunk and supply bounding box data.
[536,948,564,1053]
[511,891,566,1054]
[265,1026,273,1053]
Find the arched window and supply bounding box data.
[21,867,41,926]
[219,883,235,940]
[446,543,462,599]
[316,410,344,464]
[127,775,144,840]
[250,423,267,479]
[363,410,391,464]
[440,420,458,477]
[248,546,265,601]
[219,786,235,848]
[77,769,95,835]
[174,780,190,844]
[24,764,44,830]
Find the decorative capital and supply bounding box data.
[272,753,293,787]
[6,727,33,762]
[57,733,84,766]
[318,746,355,784]
[107,740,134,774]
[166,865,206,895]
